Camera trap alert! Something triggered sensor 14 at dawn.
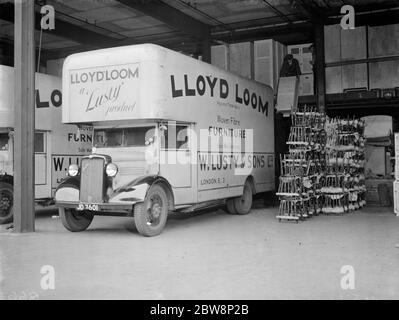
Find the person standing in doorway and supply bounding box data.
[279,54,301,78]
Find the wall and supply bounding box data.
[211,40,287,90]
[324,23,399,94]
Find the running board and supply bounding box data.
[177,200,225,213]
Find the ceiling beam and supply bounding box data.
[325,7,399,26]
[261,0,292,23]
[116,0,210,40]
[295,0,327,24]
[0,38,50,66]
[0,2,122,47]
[212,21,314,45]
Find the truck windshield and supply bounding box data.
[0,133,9,151]
[94,127,155,147]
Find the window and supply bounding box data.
[0,133,9,151]
[94,127,154,148]
[34,132,45,153]
[125,127,155,147]
[105,129,123,147]
[161,124,189,150]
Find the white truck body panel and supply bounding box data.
[62,44,275,206]
[0,65,92,199]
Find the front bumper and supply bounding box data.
[55,201,139,216]
[55,176,156,216]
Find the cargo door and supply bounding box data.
[35,131,51,199]
[159,123,194,205]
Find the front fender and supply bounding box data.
[110,175,172,204]
[55,176,80,203]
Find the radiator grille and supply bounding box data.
[80,157,104,203]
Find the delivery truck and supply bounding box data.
[0,65,92,224]
[55,44,275,236]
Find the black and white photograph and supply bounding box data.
[0,0,399,304]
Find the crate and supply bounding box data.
[365,179,393,206]
[395,155,399,179]
[254,39,287,89]
[211,45,229,70]
[394,181,399,216]
[298,74,314,96]
[229,42,253,79]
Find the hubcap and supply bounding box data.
[0,190,13,218]
[146,195,163,227]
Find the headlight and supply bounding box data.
[106,163,118,177]
[68,164,79,177]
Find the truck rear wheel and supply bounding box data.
[59,207,94,232]
[226,199,237,215]
[134,184,168,237]
[233,180,253,215]
[0,182,13,225]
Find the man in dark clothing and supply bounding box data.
[279,54,301,78]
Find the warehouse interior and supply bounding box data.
[1,0,399,300]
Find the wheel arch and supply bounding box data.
[0,174,14,186]
[246,175,256,195]
[150,177,175,211]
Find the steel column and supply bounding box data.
[13,0,35,232]
[314,23,326,113]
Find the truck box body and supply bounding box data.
[0,65,92,199]
[58,44,275,224]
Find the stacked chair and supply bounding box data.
[276,106,326,222]
[322,117,366,214]
[276,110,365,222]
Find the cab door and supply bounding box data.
[159,123,195,205]
[35,131,51,199]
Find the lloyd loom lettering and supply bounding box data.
[70,67,139,84]
[170,74,268,116]
[68,65,139,117]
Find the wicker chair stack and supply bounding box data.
[322,117,366,214]
[276,106,326,222]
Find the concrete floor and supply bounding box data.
[0,205,398,300]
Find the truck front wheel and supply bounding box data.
[233,180,253,215]
[0,182,13,225]
[59,207,94,232]
[134,184,168,237]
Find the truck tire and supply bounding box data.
[59,207,93,232]
[233,180,253,215]
[226,199,237,215]
[134,184,168,237]
[0,182,13,225]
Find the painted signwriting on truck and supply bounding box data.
[36,89,62,108]
[68,64,139,119]
[170,74,269,116]
[52,155,82,192]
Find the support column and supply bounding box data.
[13,0,35,232]
[314,23,326,113]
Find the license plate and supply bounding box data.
[77,203,99,212]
